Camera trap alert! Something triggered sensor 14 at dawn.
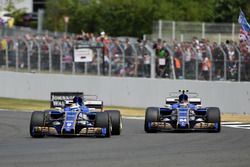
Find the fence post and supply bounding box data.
[180,34,184,42]
[48,44,52,73]
[84,62,88,75]
[181,48,185,79]
[97,48,101,76]
[219,46,227,80]
[33,39,41,72]
[59,41,63,74]
[206,45,213,81]
[108,49,112,76]
[15,39,19,72]
[232,23,235,42]
[165,46,176,80]
[172,21,176,41]
[192,47,198,80]
[27,42,31,72]
[72,62,75,74]
[38,43,41,72]
[131,44,138,77]
[20,38,30,72]
[145,44,155,79]
[158,20,162,39]
[202,22,205,39]
[5,41,8,70]
[118,43,125,77]
[235,46,241,81]
[218,33,221,44]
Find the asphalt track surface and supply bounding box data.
[0,110,250,167]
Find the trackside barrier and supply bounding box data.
[0,71,250,115]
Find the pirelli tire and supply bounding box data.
[144,107,160,133]
[30,111,45,138]
[207,107,221,133]
[95,112,111,137]
[105,110,122,135]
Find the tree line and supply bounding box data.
[44,0,250,37]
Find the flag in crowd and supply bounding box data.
[238,9,250,44]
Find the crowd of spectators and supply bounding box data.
[153,37,250,81]
[0,31,250,81]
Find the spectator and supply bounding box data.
[227,47,238,81]
[123,38,134,76]
[201,55,210,80]
[174,56,181,79]
[212,42,224,80]
[0,38,7,67]
[183,45,192,78]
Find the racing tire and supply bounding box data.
[207,107,221,133]
[30,111,45,138]
[105,110,122,135]
[95,112,111,137]
[144,107,160,133]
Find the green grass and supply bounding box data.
[0,97,50,111]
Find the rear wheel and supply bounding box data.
[105,110,122,135]
[144,107,160,133]
[207,107,221,133]
[95,112,111,137]
[30,111,45,138]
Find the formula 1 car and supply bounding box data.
[30,92,122,138]
[144,90,221,133]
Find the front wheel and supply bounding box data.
[30,111,45,138]
[144,107,160,133]
[105,110,122,135]
[95,112,111,137]
[207,107,221,133]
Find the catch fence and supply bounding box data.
[0,36,249,82]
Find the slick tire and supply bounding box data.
[144,107,160,133]
[207,107,221,133]
[30,111,45,138]
[105,110,122,135]
[95,112,111,137]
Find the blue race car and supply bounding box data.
[144,90,221,133]
[30,92,122,138]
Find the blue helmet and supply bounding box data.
[179,94,188,103]
[73,96,83,105]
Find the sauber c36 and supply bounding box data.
[144,90,221,133]
[30,92,122,138]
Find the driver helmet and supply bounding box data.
[73,96,83,105]
[179,94,188,103]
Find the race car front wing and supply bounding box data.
[32,126,107,136]
[150,122,217,131]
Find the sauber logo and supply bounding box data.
[67,123,72,127]
[179,118,187,122]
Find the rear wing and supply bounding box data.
[165,97,201,105]
[166,97,178,105]
[50,92,103,110]
[83,95,103,110]
[188,98,201,105]
[84,100,103,110]
[50,92,83,108]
